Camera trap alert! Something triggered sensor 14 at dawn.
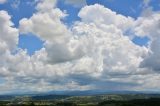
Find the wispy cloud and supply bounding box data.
[64,0,87,7]
[11,0,20,9]
[0,0,6,4]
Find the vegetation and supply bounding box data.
[98,98,160,106]
[0,94,159,106]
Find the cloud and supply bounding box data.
[18,3,150,92]
[0,10,19,92]
[64,0,87,8]
[0,0,6,4]
[26,0,39,6]
[36,0,57,12]
[0,1,160,93]
[135,13,160,71]
[0,10,18,53]
[78,4,135,32]
[11,0,20,9]
[19,0,83,64]
[143,0,151,7]
[133,1,160,72]
[141,0,154,16]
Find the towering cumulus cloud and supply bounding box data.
[0,0,160,93]
[0,11,18,53]
[135,13,160,71]
[0,10,19,93]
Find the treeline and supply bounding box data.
[98,98,160,106]
[1,98,160,106]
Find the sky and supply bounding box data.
[0,0,160,94]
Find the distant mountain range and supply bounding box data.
[0,90,160,101]
[2,90,160,96]
[47,90,160,96]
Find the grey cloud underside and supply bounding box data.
[135,13,160,72]
[0,0,160,93]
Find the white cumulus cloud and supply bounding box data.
[0,1,160,93]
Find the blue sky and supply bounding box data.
[0,0,160,93]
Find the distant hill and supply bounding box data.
[46,90,160,96]
[2,90,160,96]
[0,90,160,101]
